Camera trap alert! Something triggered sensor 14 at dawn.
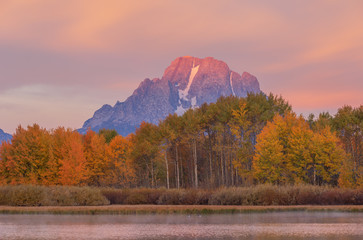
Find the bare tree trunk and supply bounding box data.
[189,145,194,187]
[220,147,224,186]
[151,161,154,188]
[193,138,198,188]
[165,148,169,189]
[231,149,234,186]
[180,155,184,188]
[209,151,213,186]
[223,147,227,186]
[206,129,213,187]
[176,145,180,189]
[230,146,234,186]
[145,165,150,188]
[313,166,316,185]
[235,167,238,186]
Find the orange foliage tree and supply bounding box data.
[0,124,53,185]
[83,130,107,186]
[104,135,135,187]
[52,127,87,185]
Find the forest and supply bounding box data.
[0,93,362,189]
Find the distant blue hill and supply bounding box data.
[0,128,12,143]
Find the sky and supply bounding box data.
[0,0,362,134]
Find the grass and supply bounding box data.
[0,205,362,215]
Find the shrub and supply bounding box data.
[124,189,148,204]
[0,185,10,205]
[209,188,241,205]
[7,185,46,206]
[0,185,109,206]
[157,189,180,205]
[67,187,109,206]
[353,189,363,205]
[101,188,127,204]
[180,189,210,205]
[144,188,166,204]
[1,184,361,206]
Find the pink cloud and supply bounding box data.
[0,1,362,132]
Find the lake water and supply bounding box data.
[0,212,362,239]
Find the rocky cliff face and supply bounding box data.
[79,56,261,136]
[0,128,12,143]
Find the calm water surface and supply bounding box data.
[0,212,362,239]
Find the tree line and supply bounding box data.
[0,93,361,188]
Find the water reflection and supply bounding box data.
[0,212,362,239]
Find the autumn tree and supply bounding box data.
[244,92,291,146]
[0,141,16,184]
[99,128,118,144]
[333,105,362,187]
[229,100,253,184]
[228,93,291,185]
[52,127,87,185]
[0,96,357,189]
[286,120,315,184]
[158,115,178,189]
[253,112,345,185]
[160,114,184,188]
[104,135,135,187]
[253,114,288,184]
[131,122,163,188]
[311,126,345,185]
[83,130,107,186]
[181,109,203,188]
[0,124,54,185]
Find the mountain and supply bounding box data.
[79,56,261,136]
[0,128,12,143]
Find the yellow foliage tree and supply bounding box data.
[229,101,254,183]
[312,126,346,185]
[253,117,285,184]
[286,118,314,184]
[253,113,345,185]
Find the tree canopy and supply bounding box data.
[0,94,361,188]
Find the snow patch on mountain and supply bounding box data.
[175,104,187,115]
[230,72,235,96]
[178,65,199,101]
[191,96,197,108]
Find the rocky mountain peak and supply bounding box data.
[79,56,261,136]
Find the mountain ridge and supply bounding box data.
[0,128,12,143]
[79,56,261,136]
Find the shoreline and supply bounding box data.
[0,205,362,215]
